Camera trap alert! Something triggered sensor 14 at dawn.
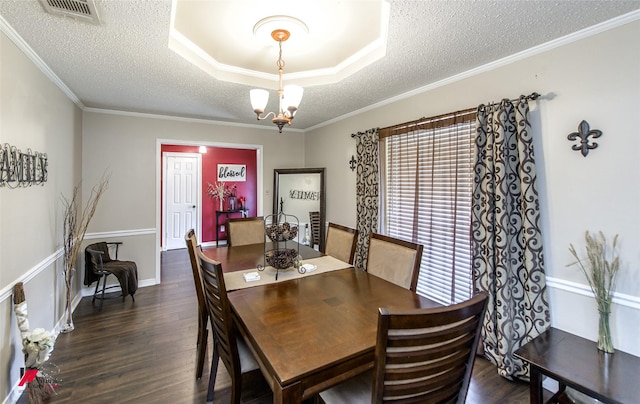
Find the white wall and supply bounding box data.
[0,29,82,402]
[306,19,640,356]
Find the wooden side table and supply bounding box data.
[215,209,248,245]
[514,327,640,404]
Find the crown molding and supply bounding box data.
[0,14,84,108]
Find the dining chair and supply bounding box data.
[366,233,423,292]
[227,216,265,246]
[324,222,358,264]
[184,229,209,380]
[319,292,489,404]
[196,248,259,403]
[84,241,138,312]
[309,211,321,250]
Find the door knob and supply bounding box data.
[192,205,196,208]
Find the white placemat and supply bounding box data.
[224,255,351,291]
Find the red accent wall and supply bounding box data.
[161,144,258,244]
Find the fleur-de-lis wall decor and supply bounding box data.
[349,155,357,171]
[567,120,602,157]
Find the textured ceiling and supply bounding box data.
[0,0,639,132]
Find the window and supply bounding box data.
[381,110,475,305]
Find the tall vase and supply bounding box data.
[219,198,223,211]
[60,268,75,333]
[597,309,614,353]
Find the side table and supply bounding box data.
[514,327,640,404]
[215,209,248,245]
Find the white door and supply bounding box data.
[164,153,200,250]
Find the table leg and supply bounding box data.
[274,381,303,404]
[216,213,219,245]
[529,366,543,404]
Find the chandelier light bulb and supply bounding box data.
[283,84,303,113]
[250,89,269,114]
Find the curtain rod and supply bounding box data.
[371,92,541,138]
[351,127,378,138]
[483,92,540,107]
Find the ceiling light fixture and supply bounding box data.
[250,29,303,133]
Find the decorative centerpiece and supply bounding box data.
[265,221,298,242]
[265,248,298,269]
[259,213,302,280]
[207,181,236,211]
[568,231,620,353]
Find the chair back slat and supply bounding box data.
[366,233,423,291]
[324,222,358,264]
[309,211,321,249]
[373,293,488,404]
[196,248,242,380]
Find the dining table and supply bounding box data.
[202,241,324,272]
[202,241,441,404]
[203,241,323,272]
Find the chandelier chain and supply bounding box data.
[249,28,303,133]
[277,40,285,70]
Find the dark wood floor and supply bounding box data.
[19,248,533,403]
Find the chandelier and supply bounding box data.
[250,29,303,133]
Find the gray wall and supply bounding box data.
[305,20,640,356]
[1,30,82,401]
[81,111,306,284]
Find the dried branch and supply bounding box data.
[567,231,620,313]
[13,282,25,304]
[60,172,110,327]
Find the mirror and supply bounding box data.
[273,168,326,251]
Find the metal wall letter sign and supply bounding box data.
[0,143,48,188]
[217,164,246,182]
[288,189,321,201]
[568,120,602,157]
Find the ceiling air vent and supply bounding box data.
[39,0,101,25]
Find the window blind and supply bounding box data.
[384,111,474,305]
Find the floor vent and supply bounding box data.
[39,0,101,25]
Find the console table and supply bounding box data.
[215,209,248,245]
[514,327,640,404]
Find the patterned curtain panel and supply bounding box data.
[472,96,550,380]
[353,128,379,270]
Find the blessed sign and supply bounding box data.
[217,164,246,182]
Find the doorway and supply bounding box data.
[162,152,202,250]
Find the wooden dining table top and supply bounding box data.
[227,267,441,403]
[202,241,323,272]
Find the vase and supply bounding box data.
[60,268,75,333]
[597,309,614,353]
[219,199,223,211]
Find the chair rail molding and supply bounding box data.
[1,228,157,304]
[0,248,63,303]
[546,276,640,310]
[84,228,156,239]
